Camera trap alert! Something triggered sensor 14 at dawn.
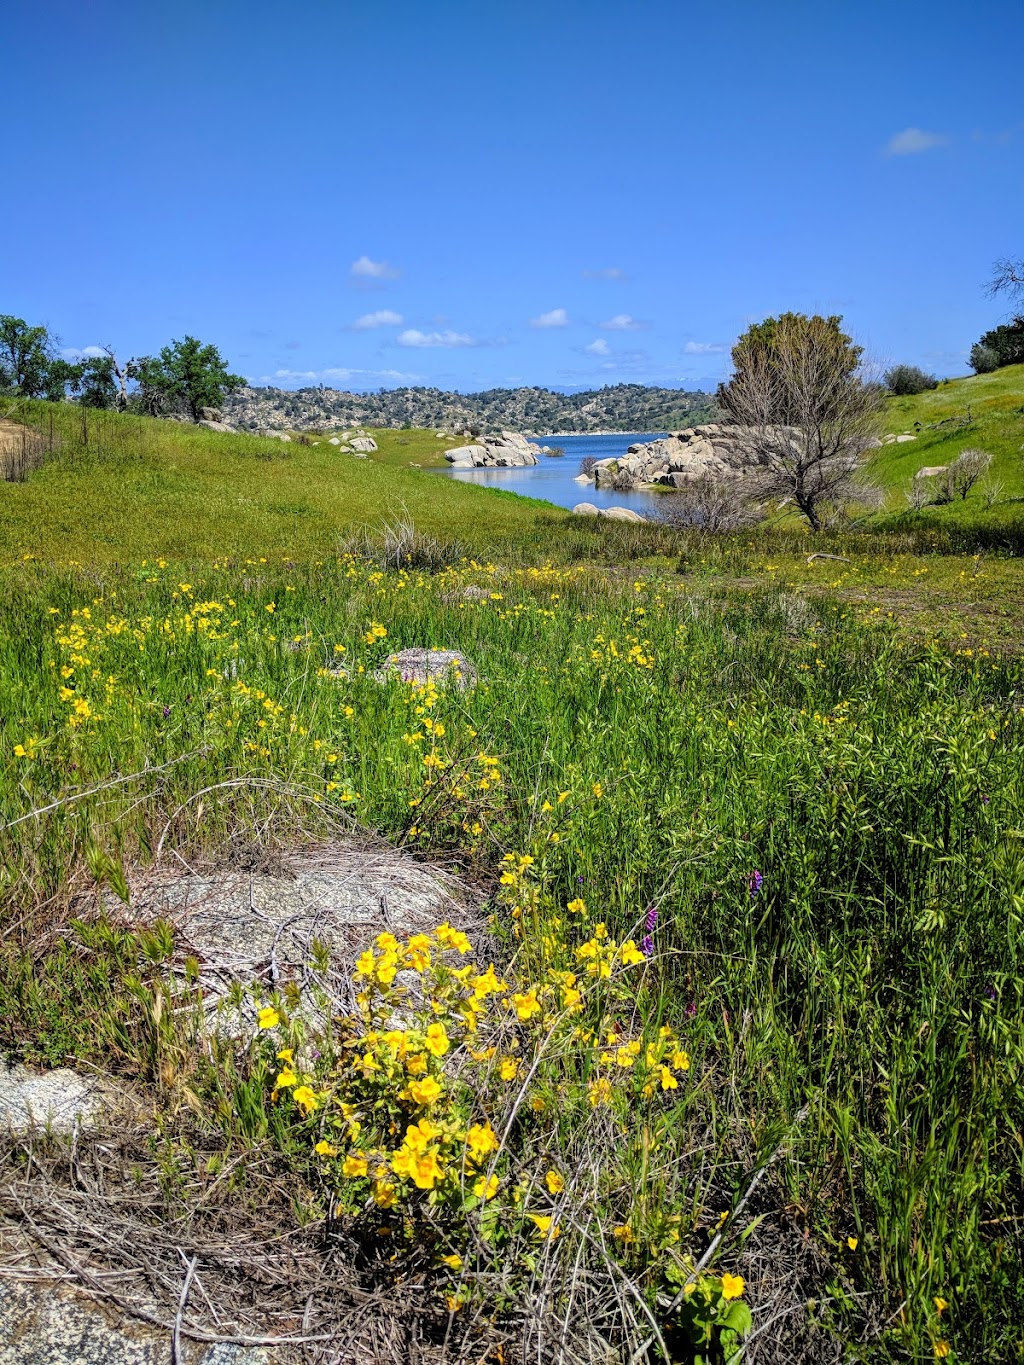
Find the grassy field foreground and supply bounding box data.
[1,544,1022,1361]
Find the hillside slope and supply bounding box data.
[0,404,563,563]
[224,382,714,435]
[871,364,1024,520]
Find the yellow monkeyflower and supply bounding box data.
[465,1122,499,1164]
[342,1153,369,1177]
[659,1065,679,1091]
[394,1146,444,1190]
[435,922,471,953]
[544,1170,565,1195]
[847,1236,859,1251]
[274,1066,297,1089]
[407,1075,443,1106]
[566,897,586,915]
[671,1049,691,1072]
[372,1179,398,1208]
[314,1140,338,1157]
[619,940,645,966]
[499,1057,519,1082]
[933,1345,950,1359]
[473,1173,499,1200]
[720,1273,745,1301]
[512,989,541,1022]
[405,1051,428,1076]
[276,1048,294,1062]
[256,1006,280,1030]
[934,1297,948,1315]
[527,1213,560,1239]
[587,1077,613,1107]
[440,1253,463,1270]
[424,1022,449,1056]
[292,1085,319,1115]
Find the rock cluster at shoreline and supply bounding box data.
[444,431,541,468]
[577,424,761,492]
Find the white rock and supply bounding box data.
[571,502,600,516]
[328,436,341,446]
[349,436,377,452]
[0,1064,107,1134]
[601,506,647,523]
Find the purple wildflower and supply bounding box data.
[749,870,763,899]
[162,705,171,718]
[644,904,658,934]
[981,794,990,805]
[685,1000,697,1020]
[641,934,655,958]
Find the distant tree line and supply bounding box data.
[0,315,244,421]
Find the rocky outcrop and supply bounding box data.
[348,435,377,453]
[578,424,764,493]
[445,431,541,468]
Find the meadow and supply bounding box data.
[1,388,1023,1362]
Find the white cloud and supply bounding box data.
[530,308,569,329]
[683,341,725,354]
[350,254,400,279]
[600,314,645,331]
[884,127,947,156]
[583,267,627,280]
[396,329,478,348]
[351,310,404,330]
[61,345,107,360]
[584,338,611,356]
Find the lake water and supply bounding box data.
[436,432,667,513]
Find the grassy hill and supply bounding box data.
[871,363,1024,521]
[0,402,563,563]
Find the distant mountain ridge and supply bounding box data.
[224,383,716,434]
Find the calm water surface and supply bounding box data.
[436,432,667,513]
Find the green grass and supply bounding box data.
[1,554,1023,1359]
[870,364,1024,522]
[2,396,1024,1358]
[0,402,561,562]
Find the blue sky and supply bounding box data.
[2,0,1021,392]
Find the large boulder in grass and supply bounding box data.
[571,502,600,516]
[600,506,647,523]
[373,648,476,689]
[0,1063,108,1135]
[348,436,377,452]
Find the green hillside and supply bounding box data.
[0,402,561,563]
[871,364,1024,521]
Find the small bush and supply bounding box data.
[884,364,939,396]
[342,515,464,572]
[969,342,1000,374]
[947,447,992,501]
[578,454,598,475]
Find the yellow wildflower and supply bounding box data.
[342,1153,368,1177]
[720,1273,745,1300]
[424,1022,449,1056]
[473,1173,499,1200]
[314,1140,338,1157]
[256,1006,280,1030]
[512,989,541,1022]
[499,1057,519,1082]
[292,1085,319,1115]
[274,1066,297,1089]
[465,1122,499,1164]
[407,1076,443,1106]
[544,1170,565,1195]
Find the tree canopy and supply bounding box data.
[128,336,244,421]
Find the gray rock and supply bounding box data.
[0,1279,271,1365]
[573,473,591,485]
[261,432,291,442]
[571,502,600,516]
[327,436,341,446]
[197,420,236,434]
[373,648,476,689]
[0,1064,107,1135]
[200,407,223,422]
[895,434,916,443]
[444,444,488,466]
[601,506,647,523]
[348,436,377,453]
[915,465,949,479]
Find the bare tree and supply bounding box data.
[717,313,883,531]
[102,347,131,410]
[987,257,1024,303]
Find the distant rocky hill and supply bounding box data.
[224,383,715,435]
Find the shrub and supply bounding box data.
[969,342,1000,374]
[342,515,464,572]
[578,454,598,475]
[946,447,992,501]
[971,317,1024,371]
[884,364,939,396]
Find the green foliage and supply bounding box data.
[972,316,1024,371]
[969,342,1000,374]
[721,312,864,425]
[127,335,245,421]
[0,315,68,400]
[884,364,938,396]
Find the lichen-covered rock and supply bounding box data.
[373,648,476,688]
